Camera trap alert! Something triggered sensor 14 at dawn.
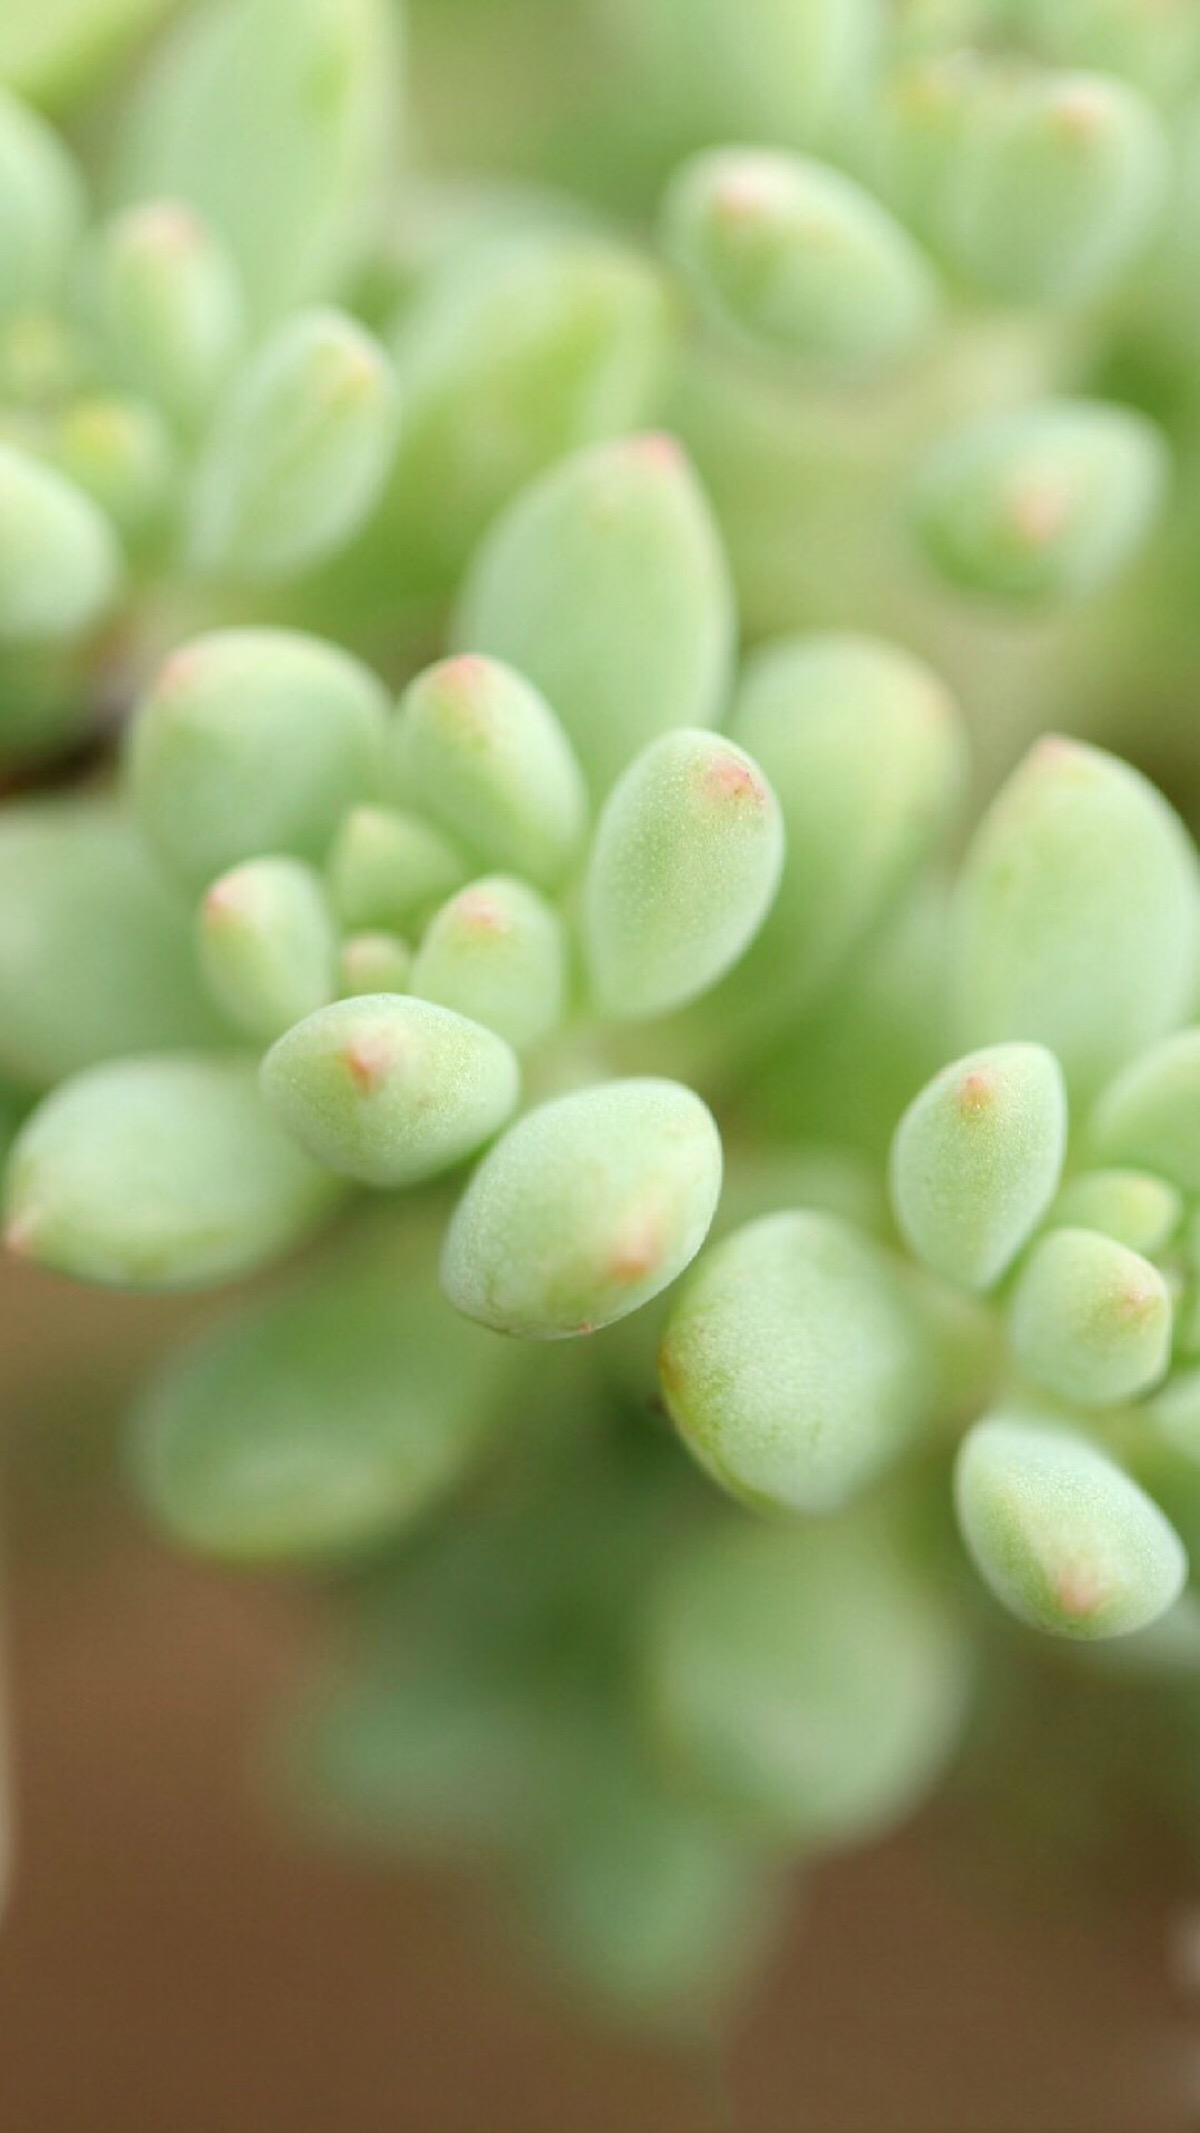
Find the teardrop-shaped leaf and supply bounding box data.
[454,433,735,798]
[5,1054,338,1288]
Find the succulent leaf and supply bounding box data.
[91,199,244,430]
[955,1415,1187,1638]
[660,1211,935,1513]
[1009,1226,1172,1408]
[583,727,784,1019]
[260,995,521,1188]
[4,1054,338,1288]
[131,1224,515,1565]
[643,1512,972,1846]
[454,433,735,798]
[442,1079,722,1339]
[128,629,388,892]
[662,147,938,372]
[411,876,567,1052]
[393,655,588,891]
[890,1042,1067,1293]
[197,857,338,1046]
[953,738,1200,1100]
[189,308,399,579]
[913,399,1169,607]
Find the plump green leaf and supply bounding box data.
[890,1042,1067,1293]
[1051,1167,1182,1254]
[261,995,520,1188]
[393,655,588,891]
[0,440,120,643]
[1009,1226,1171,1408]
[189,309,399,579]
[454,433,735,798]
[953,738,1199,1100]
[583,728,783,1018]
[913,399,1168,606]
[338,931,413,998]
[127,628,388,892]
[643,1510,972,1847]
[604,0,879,150]
[660,1211,935,1513]
[4,1054,337,1288]
[0,85,85,309]
[941,67,1167,303]
[0,799,223,1090]
[131,1222,516,1564]
[383,232,673,588]
[197,857,338,1045]
[662,148,938,372]
[729,632,966,1008]
[112,0,400,325]
[1088,1029,1200,1192]
[91,199,244,431]
[411,876,567,1052]
[48,392,173,543]
[327,804,468,934]
[956,1414,1187,1637]
[442,1079,722,1339]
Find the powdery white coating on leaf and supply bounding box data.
[394,654,589,890]
[955,1415,1186,1639]
[453,432,736,798]
[659,1210,933,1514]
[953,736,1200,1099]
[890,1041,1067,1292]
[583,728,784,1018]
[127,627,389,892]
[662,146,939,372]
[260,994,520,1187]
[441,1078,722,1339]
[3,1054,337,1289]
[1009,1226,1172,1408]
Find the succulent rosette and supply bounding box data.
[6,0,1200,2033]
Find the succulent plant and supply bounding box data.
[10,0,1200,2039]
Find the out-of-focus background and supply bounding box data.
[2,1259,1199,2131]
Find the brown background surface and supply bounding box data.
[2,1255,1199,2132]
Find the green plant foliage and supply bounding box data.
[956,1415,1187,1639]
[454,433,735,797]
[891,1042,1067,1293]
[442,1079,722,1338]
[11,0,1200,2039]
[661,148,939,373]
